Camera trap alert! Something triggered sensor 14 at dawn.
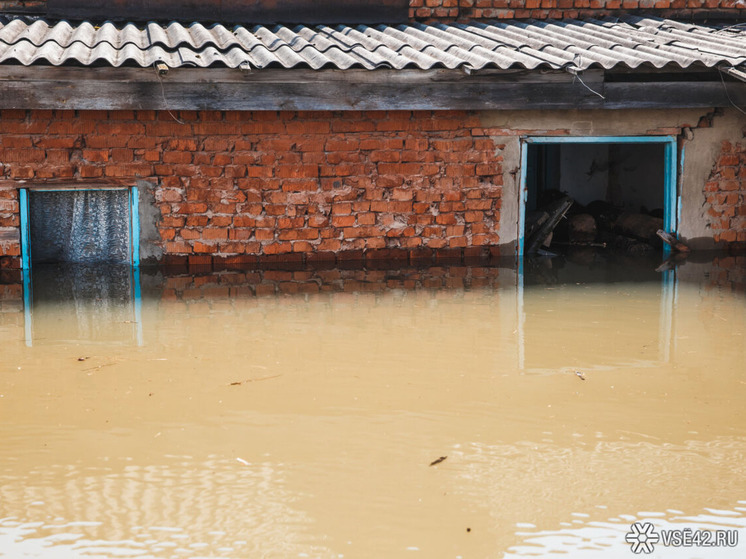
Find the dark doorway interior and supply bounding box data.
[524,142,666,252]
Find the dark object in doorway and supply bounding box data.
[614,213,664,247]
[568,214,597,243]
[656,230,690,253]
[525,195,574,254]
[586,200,622,232]
[612,235,654,255]
[648,208,665,219]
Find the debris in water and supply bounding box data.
[429,456,447,466]
[466,527,471,533]
[228,374,282,386]
[77,357,89,361]
[83,362,117,372]
[236,458,250,466]
[575,371,586,381]
[525,195,574,253]
[656,229,690,253]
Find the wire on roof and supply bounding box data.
[717,67,746,116]
[153,61,186,124]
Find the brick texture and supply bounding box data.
[410,0,745,21]
[0,109,504,267]
[1,109,744,268]
[704,133,746,250]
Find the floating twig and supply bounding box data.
[228,374,282,386]
[429,456,448,467]
[83,362,118,372]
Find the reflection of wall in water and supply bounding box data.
[155,265,509,301]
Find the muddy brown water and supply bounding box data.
[1,255,745,558]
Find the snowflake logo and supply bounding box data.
[625,522,660,554]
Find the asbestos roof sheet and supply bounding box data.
[0,15,744,71]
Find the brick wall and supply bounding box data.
[704,134,746,249]
[1,108,744,269]
[0,186,19,267]
[0,1,43,12]
[409,0,745,21]
[0,109,503,268]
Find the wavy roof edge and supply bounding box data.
[0,15,744,72]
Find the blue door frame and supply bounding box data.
[18,186,142,347]
[518,136,679,257]
[19,186,140,270]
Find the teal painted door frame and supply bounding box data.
[18,186,140,269]
[518,136,679,257]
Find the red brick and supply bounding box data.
[255,229,275,241]
[166,241,192,254]
[332,215,356,227]
[263,242,293,254]
[83,149,109,162]
[163,151,193,164]
[177,202,208,214]
[79,165,104,178]
[203,228,228,240]
[435,214,457,225]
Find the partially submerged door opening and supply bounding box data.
[20,187,140,268]
[519,137,677,256]
[18,186,142,347]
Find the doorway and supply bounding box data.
[20,186,140,268]
[518,137,678,256]
[18,186,142,347]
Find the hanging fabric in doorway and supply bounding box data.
[29,190,131,264]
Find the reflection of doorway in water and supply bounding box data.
[25,263,143,347]
[18,187,142,346]
[515,257,676,373]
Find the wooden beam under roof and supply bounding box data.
[0,67,742,111]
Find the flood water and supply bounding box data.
[1,254,745,558]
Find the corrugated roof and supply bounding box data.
[0,15,744,71]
